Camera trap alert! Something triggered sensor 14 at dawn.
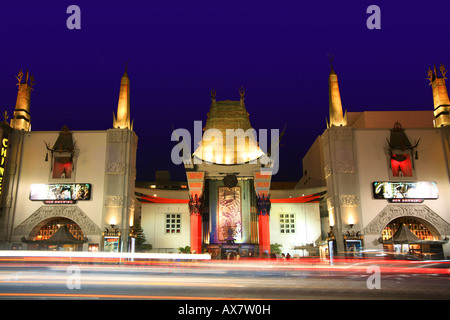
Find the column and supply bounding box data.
[189,194,202,254]
[257,195,271,257]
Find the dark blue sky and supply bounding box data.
[0,0,448,182]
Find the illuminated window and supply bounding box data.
[280,213,295,234]
[390,154,413,177]
[34,218,84,241]
[165,213,181,234]
[53,156,73,179]
[382,217,436,241]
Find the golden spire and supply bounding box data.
[327,58,347,128]
[113,66,131,129]
[10,69,34,131]
[429,63,450,127]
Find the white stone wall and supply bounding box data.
[354,128,450,257]
[270,202,321,256]
[10,131,107,245]
[140,203,190,253]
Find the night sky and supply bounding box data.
[0,0,448,182]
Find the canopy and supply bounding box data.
[22,225,87,245]
[380,224,448,245]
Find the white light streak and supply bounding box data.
[0,250,211,260]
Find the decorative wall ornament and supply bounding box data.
[128,197,135,210]
[13,205,101,237]
[105,195,124,207]
[106,162,126,174]
[335,160,355,174]
[256,194,271,216]
[329,127,353,141]
[188,193,202,216]
[2,195,12,208]
[327,197,335,210]
[339,194,359,207]
[107,130,128,143]
[363,204,450,237]
[323,165,332,178]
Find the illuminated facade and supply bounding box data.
[300,63,450,259]
[0,69,138,252]
[138,90,324,258]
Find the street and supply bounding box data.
[0,258,448,300]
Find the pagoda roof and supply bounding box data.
[22,225,87,245]
[387,122,414,150]
[380,224,448,245]
[193,98,264,164]
[52,125,75,153]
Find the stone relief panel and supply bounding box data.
[105,195,124,207]
[324,165,332,179]
[2,195,12,208]
[13,206,101,237]
[107,130,128,143]
[363,204,450,237]
[335,160,355,174]
[339,195,359,207]
[329,127,353,141]
[106,162,126,174]
[327,197,335,210]
[128,198,135,210]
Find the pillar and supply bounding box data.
[189,194,202,254]
[257,195,271,257]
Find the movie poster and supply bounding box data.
[30,183,91,202]
[372,181,438,200]
[218,186,242,241]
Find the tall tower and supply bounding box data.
[327,61,347,128]
[113,68,131,129]
[102,68,138,252]
[428,64,450,127]
[10,69,34,131]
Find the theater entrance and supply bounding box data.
[380,217,448,260]
[22,217,87,251]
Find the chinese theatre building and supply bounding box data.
[138,89,324,258]
[0,68,138,252]
[299,62,450,259]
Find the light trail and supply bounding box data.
[0,293,269,300]
[0,250,210,260]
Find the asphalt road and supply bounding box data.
[0,260,448,301]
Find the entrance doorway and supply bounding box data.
[381,217,446,260]
[24,218,86,251]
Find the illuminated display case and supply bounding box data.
[29,183,91,203]
[372,181,438,202]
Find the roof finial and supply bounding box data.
[427,67,434,85]
[239,86,245,100]
[211,88,217,100]
[16,69,23,85]
[440,63,447,80]
[2,111,8,123]
[327,53,335,74]
[123,60,129,77]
